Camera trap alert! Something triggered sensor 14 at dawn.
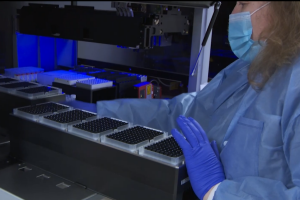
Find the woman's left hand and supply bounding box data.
[171,116,225,200]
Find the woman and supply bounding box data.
[98,1,300,199]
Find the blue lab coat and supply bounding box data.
[97,58,300,199]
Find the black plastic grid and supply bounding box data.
[145,137,183,158]
[44,109,96,123]
[0,78,17,83]
[18,102,69,115]
[107,126,163,145]
[0,82,37,89]
[18,86,56,94]
[73,117,128,133]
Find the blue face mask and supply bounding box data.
[228,2,270,63]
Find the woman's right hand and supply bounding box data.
[172,116,225,200]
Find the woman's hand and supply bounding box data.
[171,116,225,200]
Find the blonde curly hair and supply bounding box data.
[248,1,300,89]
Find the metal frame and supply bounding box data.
[188,6,214,92]
[76,1,214,93]
[12,1,214,92]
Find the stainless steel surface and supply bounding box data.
[0,163,97,200]
[83,194,114,200]
[188,6,214,92]
[0,188,22,200]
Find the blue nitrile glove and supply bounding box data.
[171,116,225,200]
[210,140,220,161]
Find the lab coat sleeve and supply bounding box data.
[96,92,198,133]
[96,64,228,133]
[213,115,300,200]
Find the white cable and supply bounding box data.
[150,80,159,86]
[157,78,171,87]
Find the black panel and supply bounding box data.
[76,86,117,103]
[0,163,96,200]
[9,115,194,200]
[17,3,191,49]
[129,1,214,8]
[117,80,141,98]
[52,82,77,95]
[18,5,144,47]
[140,89,145,98]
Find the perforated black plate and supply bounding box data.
[0,82,37,89]
[107,126,163,144]
[18,102,69,115]
[0,78,17,84]
[44,110,96,123]
[18,86,56,94]
[145,137,183,157]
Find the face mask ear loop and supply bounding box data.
[250,2,271,16]
[263,30,274,43]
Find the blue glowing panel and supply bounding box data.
[56,38,76,68]
[40,36,55,71]
[134,82,151,87]
[16,32,38,68]
[159,36,161,46]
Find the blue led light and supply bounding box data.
[159,36,161,46]
[40,36,55,71]
[117,45,129,49]
[88,70,104,74]
[134,82,151,87]
[16,32,77,70]
[151,36,154,47]
[16,32,38,68]
[56,38,76,67]
[78,78,112,85]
